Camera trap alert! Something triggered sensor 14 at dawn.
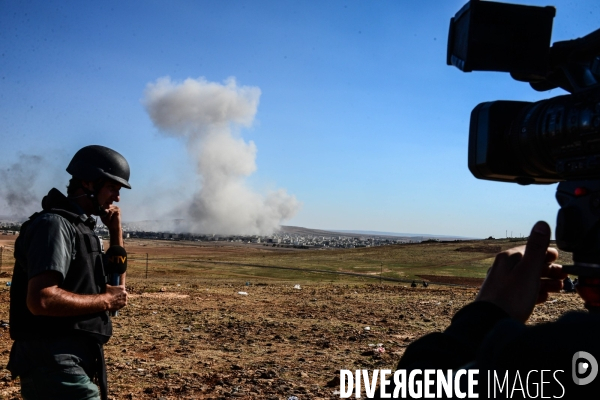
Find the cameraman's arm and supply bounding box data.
[398,221,565,370]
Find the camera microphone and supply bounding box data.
[105,245,127,316]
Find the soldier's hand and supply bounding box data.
[101,205,122,233]
[476,221,566,322]
[105,284,128,311]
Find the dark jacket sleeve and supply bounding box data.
[379,304,600,398]
[397,301,512,370]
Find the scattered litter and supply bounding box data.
[547,299,558,303]
[287,396,299,400]
[333,390,341,395]
[152,311,158,314]
[183,326,192,332]
[237,291,248,296]
[177,284,181,287]
[364,326,371,331]
[136,368,145,373]
[375,346,386,354]
[293,284,301,290]
[368,343,375,347]
[5,282,11,287]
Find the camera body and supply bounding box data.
[449,0,600,185]
[450,0,600,308]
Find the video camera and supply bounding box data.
[448,0,600,185]
[448,0,600,310]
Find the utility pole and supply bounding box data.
[145,253,149,279]
[380,262,383,285]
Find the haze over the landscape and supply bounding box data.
[1,0,599,238]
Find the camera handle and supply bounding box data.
[556,180,600,312]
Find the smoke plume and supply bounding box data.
[143,76,300,235]
[0,155,44,218]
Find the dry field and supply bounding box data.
[0,236,584,399]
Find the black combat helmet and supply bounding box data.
[66,145,131,189]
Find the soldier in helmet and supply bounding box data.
[7,145,131,400]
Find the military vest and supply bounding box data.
[9,207,112,343]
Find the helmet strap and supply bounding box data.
[81,180,108,217]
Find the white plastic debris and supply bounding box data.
[364,326,371,331]
[238,291,248,295]
[293,284,301,290]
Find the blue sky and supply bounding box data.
[1,0,599,238]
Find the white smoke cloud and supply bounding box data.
[0,154,45,219]
[143,76,300,235]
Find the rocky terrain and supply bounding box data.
[0,235,585,399]
[0,278,585,400]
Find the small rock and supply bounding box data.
[326,375,340,387]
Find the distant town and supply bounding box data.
[120,224,430,249]
[0,219,463,249]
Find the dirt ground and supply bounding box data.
[0,236,587,399]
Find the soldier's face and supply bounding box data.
[97,181,122,208]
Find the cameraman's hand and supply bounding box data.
[476,221,566,322]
